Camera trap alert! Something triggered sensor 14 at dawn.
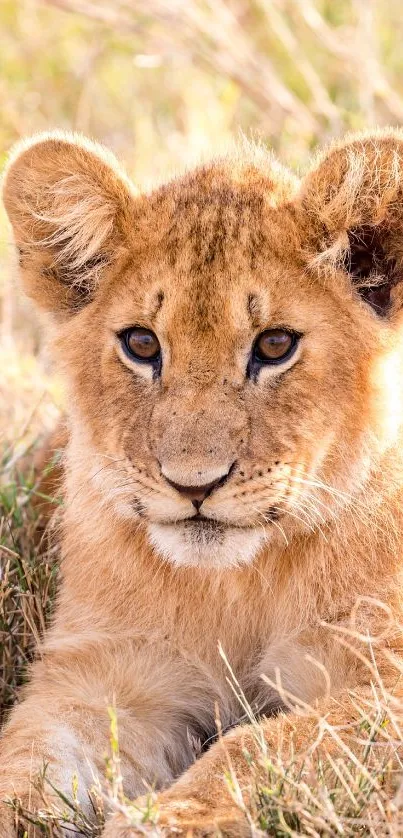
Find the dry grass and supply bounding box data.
[0,344,60,725]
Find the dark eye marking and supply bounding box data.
[153,290,165,315]
[247,293,262,326]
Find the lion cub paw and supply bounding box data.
[0,806,15,838]
[103,797,249,838]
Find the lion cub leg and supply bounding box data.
[0,640,208,837]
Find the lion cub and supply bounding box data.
[1,129,403,836]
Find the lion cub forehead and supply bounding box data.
[130,152,301,276]
[150,148,300,214]
[104,149,303,328]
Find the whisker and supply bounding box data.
[288,473,376,529]
[295,500,330,543]
[303,487,371,529]
[289,474,376,519]
[250,505,289,548]
[295,493,336,525]
[67,460,131,507]
[266,505,316,534]
[288,474,355,504]
[97,454,128,463]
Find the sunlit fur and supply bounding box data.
[2,129,403,836]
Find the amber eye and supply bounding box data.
[121,327,161,363]
[253,329,298,364]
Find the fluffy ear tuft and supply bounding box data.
[299,129,403,317]
[3,131,135,317]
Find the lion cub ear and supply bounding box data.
[3,132,135,318]
[299,130,403,318]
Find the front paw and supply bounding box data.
[103,794,249,838]
[0,804,17,838]
[0,799,47,838]
[102,726,258,838]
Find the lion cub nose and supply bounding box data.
[164,471,231,510]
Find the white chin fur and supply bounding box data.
[147,521,266,569]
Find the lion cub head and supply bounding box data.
[4,130,403,568]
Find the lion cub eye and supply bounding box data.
[120,327,161,363]
[253,329,298,364]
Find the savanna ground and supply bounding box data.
[3,1,403,834]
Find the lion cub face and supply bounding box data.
[5,132,403,567]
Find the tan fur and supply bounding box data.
[2,129,403,835]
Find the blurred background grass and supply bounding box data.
[2,0,403,443]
